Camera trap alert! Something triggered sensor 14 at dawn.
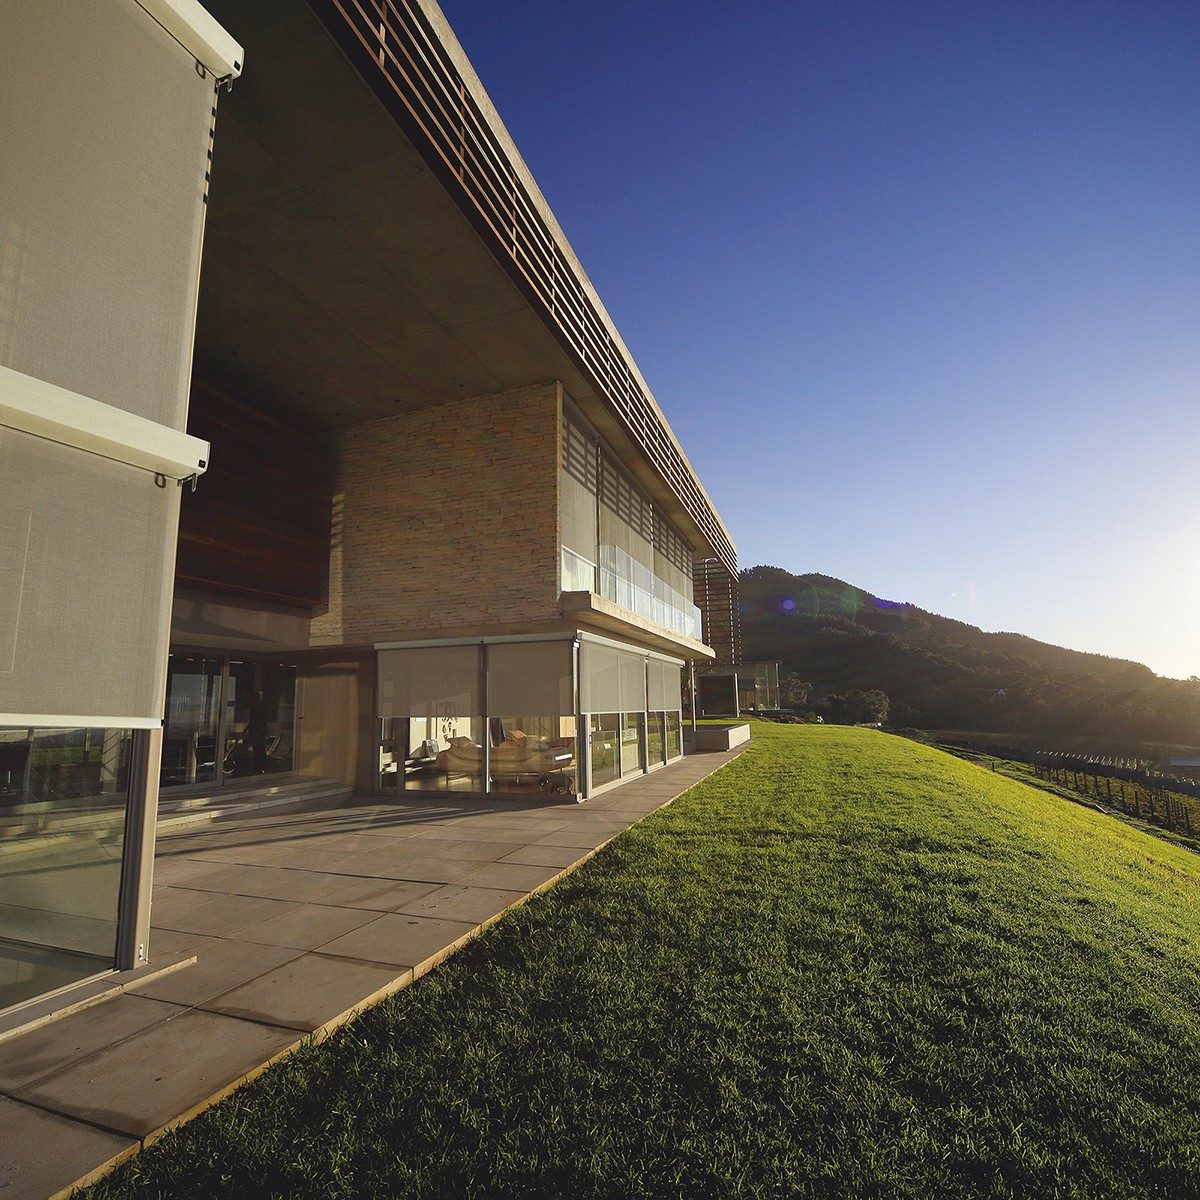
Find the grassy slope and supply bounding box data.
[87,725,1200,1199]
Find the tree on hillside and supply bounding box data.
[828,689,889,725]
[779,673,811,709]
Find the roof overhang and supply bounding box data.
[195,0,735,570]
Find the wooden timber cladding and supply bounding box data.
[307,0,738,581]
[694,558,742,667]
[176,378,331,609]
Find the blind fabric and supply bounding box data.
[0,0,214,427]
[560,470,598,565]
[0,428,179,721]
[580,642,620,714]
[620,653,647,713]
[487,641,574,716]
[0,0,217,723]
[378,647,481,718]
[647,659,682,712]
[580,641,650,714]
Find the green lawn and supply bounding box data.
[87,724,1200,1199]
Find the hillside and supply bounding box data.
[740,566,1200,749]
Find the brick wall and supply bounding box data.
[311,382,562,643]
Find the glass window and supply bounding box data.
[647,711,666,766]
[589,714,620,789]
[380,714,485,793]
[560,415,598,593]
[666,712,683,760]
[621,713,645,777]
[0,726,131,1011]
[489,716,578,795]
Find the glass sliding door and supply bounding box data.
[620,713,645,777]
[665,712,683,760]
[648,658,684,766]
[223,660,298,778]
[589,714,621,789]
[161,653,298,789]
[647,711,666,766]
[0,726,132,1011]
[161,654,222,787]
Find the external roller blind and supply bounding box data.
[487,641,574,717]
[377,647,481,718]
[647,660,683,712]
[599,454,654,576]
[581,641,650,714]
[580,642,620,713]
[0,0,221,724]
[620,653,647,713]
[0,428,178,722]
[560,415,598,564]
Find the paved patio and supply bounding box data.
[0,745,743,1199]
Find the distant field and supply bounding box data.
[919,726,1200,762]
[87,725,1200,1199]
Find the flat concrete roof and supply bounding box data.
[195,0,735,567]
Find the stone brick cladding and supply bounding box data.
[311,382,562,643]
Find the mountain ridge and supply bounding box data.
[738,566,1198,748]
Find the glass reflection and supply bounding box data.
[0,727,130,1011]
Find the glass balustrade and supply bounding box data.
[560,546,703,641]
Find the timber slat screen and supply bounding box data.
[310,0,738,581]
[694,557,741,667]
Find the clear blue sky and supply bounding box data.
[440,0,1200,679]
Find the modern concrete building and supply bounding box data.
[0,0,739,1019]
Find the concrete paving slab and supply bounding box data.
[316,912,477,972]
[152,891,301,938]
[0,994,180,1095]
[385,836,519,862]
[497,843,593,869]
[315,876,443,911]
[395,884,527,925]
[336,849,476,884]
[403,824,538,846]
[452,861,565,892]
[144,925,206,956]
[532,829,621,849]
[17,1007,301,1140]
[170,863,353,903]
[231,902,381,951]
[136,937,303,1007]
[0,1095,136,1200]
[151,855,248,889]
[200,952,409,1032]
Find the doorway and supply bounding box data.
[160,652,297,789]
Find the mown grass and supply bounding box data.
[935,742,1200,856]
[85,724,1200,1199]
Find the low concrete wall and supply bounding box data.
[689,723,751,752]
